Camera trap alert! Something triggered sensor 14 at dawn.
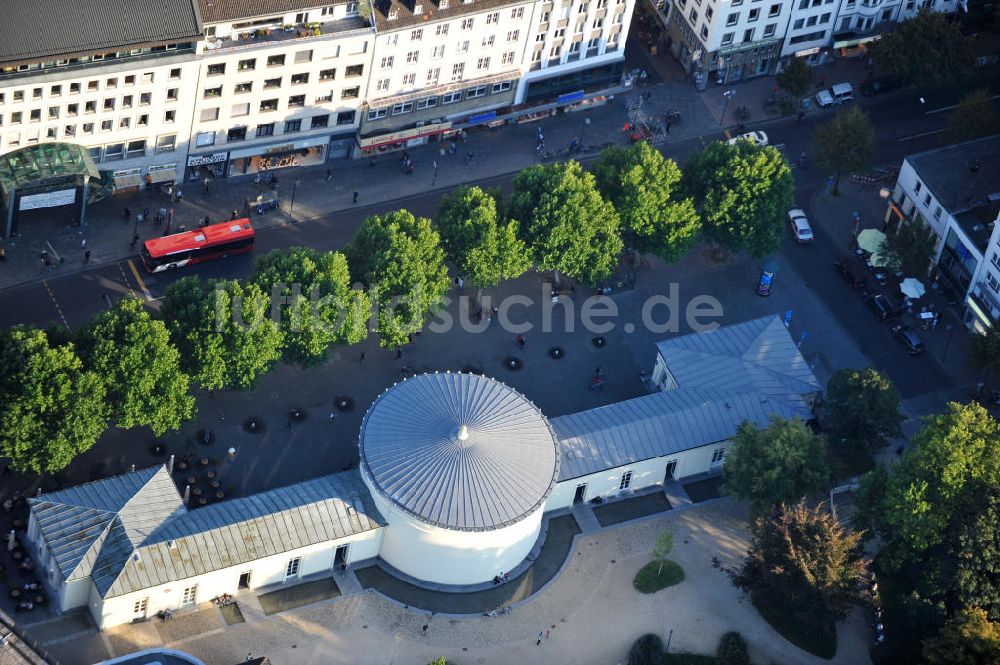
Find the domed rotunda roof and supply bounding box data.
[359,372,559,531]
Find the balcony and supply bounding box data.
[208,16,370,53]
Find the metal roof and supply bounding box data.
[0,0,202,66]
[654,315,820,407]
[359,372,560,531]
[198,0,338,23]
[551,389,810,481]
[0,143,101,203]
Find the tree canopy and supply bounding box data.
[162,277,284,390]
[510,161,623,284]
[870,9,974,85]
[813,107,875,195]
[592,142,701,262]
[970,325,1000,381]
[948,88,1000,143]
[776,58,813,99]
[822,367,904,457]
[435,186,531,289]
[78,297,195,435]
[730,500,868,619]
[682,141,793,258]
[0,327,108,473]
[347,210,450,348]
[879,218,937,279]
[723,417,829,512]
[922,608,1000,665]
[249,247,369,364]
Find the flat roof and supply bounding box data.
[0,0,203,67]
[906,135,1000,216]
[371,0,526,32]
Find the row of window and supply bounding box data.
[535,12,624,42]
[206,51,316,76]
[719,22,779,45]
[791,12,832,29]
[3,133,177,159]
[202,66,364,99]
[0,92,179,127]
[0,70,176,106]
[367,81,513,120]
[0,43,191,76]
[1,110,170,138]
[194,112,354,147]
[536,0,624,24]
[724,3,784,26]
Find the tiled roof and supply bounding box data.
[360,372,560,531]
[0,0,203,66]
[551,389,810,480]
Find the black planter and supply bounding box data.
[503,356,523,371]
[548,347,565,360]
[242,417,266,434]
[592,336,607,348]
[334,396,355,412]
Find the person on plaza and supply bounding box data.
[353,190,359,204]
[123,207,131,223]
[175,188,183,202]
[325,168,333,182]
[203,177,210,193]
[515,334,525,348]
[84,250,91,263]
[537,631,544,646]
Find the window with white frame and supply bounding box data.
[426,68,440,84]
[195,131,215,147]
[619,470,632,490]
[452,63,465,81]
[721,31,734,44]
[181,585,197,605]
[467,85,487,98]
[492,80,512,93]
[432,45,445,59]
[477,57,490,69]
[286,558,301,578]
[462,18,474,29]
[482,35,495,47]
[391,101,413,115]
[487,11,500,23]
[711,448,726,464]
[442,90,463,104]
[411,28,423,40]
[376,78,390,92]
[502,50,515,65]
[507,29,520,41]
[987,271,1000,293]
[403,72,416,85]
[417,96,438,109]
[368,108,388,120]
[458,40,469,53]
[511,6,523,18]
[436,24,449,36]
[381,56,393,69]
[407,51,419,63]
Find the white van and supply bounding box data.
[815,83,855,108]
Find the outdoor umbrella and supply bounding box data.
[857,229,887,254]
[900,277,926,299]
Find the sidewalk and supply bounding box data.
[0,78,718,293]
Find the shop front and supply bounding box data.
[146,163,178,190]
[111,168,143,194]
[357,122,453,157]
[186,152,230,182]
[227,137,328,177]
[523,62,625,104]
[832,33,880,59]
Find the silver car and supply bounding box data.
[788,209,814,243]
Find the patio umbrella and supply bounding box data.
[900,277,926,299]
[857,229,887,254]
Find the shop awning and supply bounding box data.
[113,173,143,189]
[148,168,177,184]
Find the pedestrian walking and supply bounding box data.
[546,629,550,639]
[664,120,671,134]
[325,168,333,182]
[203,177,210,193]
[359,351,366,363]
[353,190,359,204]
[536,631,544,646]
[329,411,338,421]
[123,207,131,223]
[465,152,474,165]
[515,334,525,349]
[396,348,403,360]
[421,624,428,636]
[137,212,144,226]
[81,238,87,249]
[232,210,240,220]
[143,207,149,222]
[175,188,183,202]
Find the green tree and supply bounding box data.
[435,186,531,294]
[948,487,1000,619]
[78,297,194,435]
[822,368,904,458]
[682,141,793,258]
[813,107,875,195]
[776,57,813,101]
[722,417,829,512]
[716,632,751,665]
[592,142,701,262]
[651,529,674,576]
[347,210,450,348]
[510,161,623,285]
[870,9,974,85]
[948,88,1000,143]
[879,218,937,279]
[729,501,868,619]
[249,247,369,365]
[628,634,664,665]
[162,277,284,390]
[0,327,108,473]
[970,325,1000,384]
[922,608,1000,665]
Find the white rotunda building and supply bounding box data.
[358,371,560,586]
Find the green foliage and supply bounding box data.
[750,589,838,659]
[776,58,813,99]
[162,277,284,390]
[922,608,1000,665]
[652,529,675,570]
[813,107,875,194]
[249,247,369,365]
[78,297,195,435]
[879,218,937,279]
[823,367,904,459]
[715,632,750,665]
[0,327,108,473]
[592,142,701,262]
[948,88,1000,143]
[435,185,531,288]
[628,633,665,665]
[347,209,450,348]
[970,325,1000,378]
[870,8,974,85]
[511,161,623,284]
[682,141,793,258]
[425,659,448,665]
[633,559,685,593]
[722,417,829,512]
[949,487,1000,619]
[730,501,868,622]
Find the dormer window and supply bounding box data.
[440,0,449,6]
[415,2,423,12]
[388,6,399,18]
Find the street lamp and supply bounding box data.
[289,178,301,216]
[579,117,591,146]
[719,89,736,127]
[905,97,926,156]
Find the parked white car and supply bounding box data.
[726,130,769,147]
[815,83,855,108]
[788,209,814,243]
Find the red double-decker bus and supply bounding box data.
[140,220,255,273]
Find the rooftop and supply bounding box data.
[953,199,1000,256]
[0,143,101,204]
[359,372,560,531]
[0,0,203,67]
[205,15,371,52]
[371,0,524,32]
[198,0,339,23]
[906,134,1000,217]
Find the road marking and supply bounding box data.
[126,259,154,301]
[41,280,69,329]
[116,263,137,300]
[897,128,947,141]
[926,94,1000,114]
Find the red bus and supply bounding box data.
[141,219,255,273]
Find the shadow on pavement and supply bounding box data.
[593,492,672,527]
[257,577,341,615]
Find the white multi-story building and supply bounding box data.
[884,135,1000,334]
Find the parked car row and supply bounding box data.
[834,257,926,355]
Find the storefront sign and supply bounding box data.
[794,47,820,57]
[467,111,497,126]
[557,90,585,104]
[266,144,296,155]
[19,188,76,211]
[187,152,228,167]
[358,122,452,149]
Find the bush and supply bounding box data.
[716,632,750,665]
[633,560,685,593]
[629,633,664,665]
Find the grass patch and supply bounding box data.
[751,591,837,660]
[633,560,685,593]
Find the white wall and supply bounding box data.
[88,528,381,629]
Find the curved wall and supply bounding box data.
[363,469,543,585]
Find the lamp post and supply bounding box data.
[719,89,736,126]
[579,117,591,146]
[905,97,926,156]
[289,178,301,215]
